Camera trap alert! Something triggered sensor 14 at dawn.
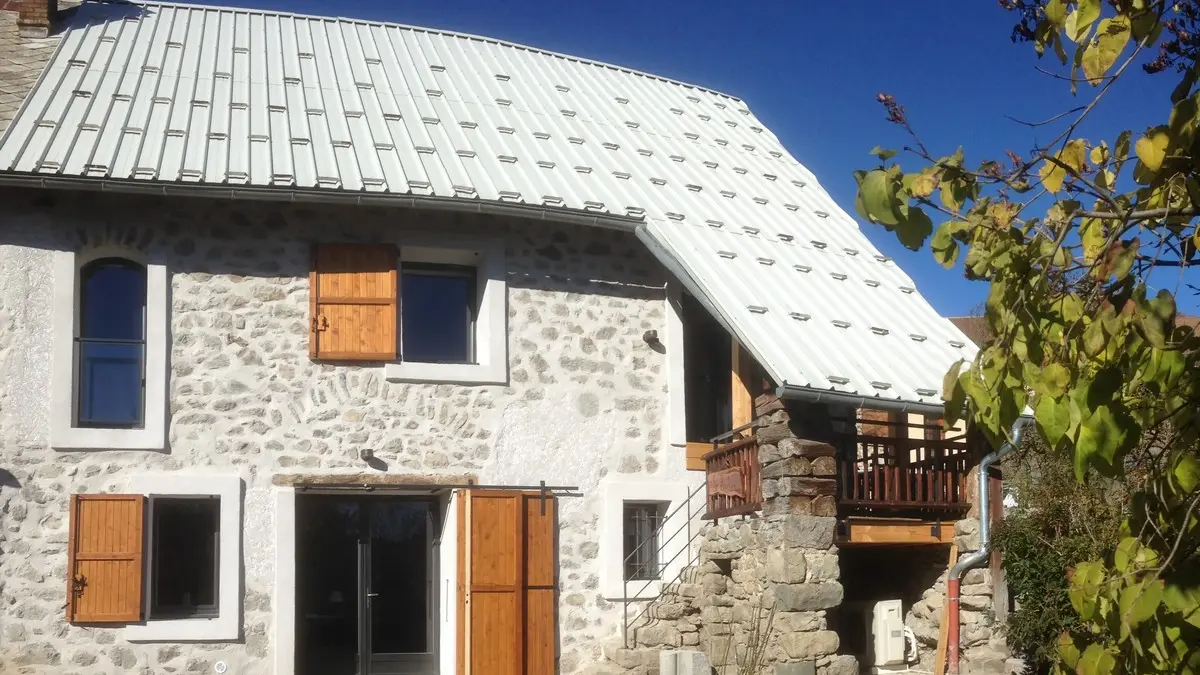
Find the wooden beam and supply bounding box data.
[841,519,956,545]
[731,341,753,429]
[686,442,710,471]
[934,544,959,675]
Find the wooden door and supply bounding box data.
[458,491,556,675]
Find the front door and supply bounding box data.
[297,495,438,675]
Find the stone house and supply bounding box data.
[0,2,1000,675]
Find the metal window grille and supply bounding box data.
[623,502,667,581]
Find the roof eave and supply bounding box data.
[0,172,646,231]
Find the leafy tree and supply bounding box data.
[854,1,1200,672]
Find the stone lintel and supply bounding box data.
[272,472,477,487]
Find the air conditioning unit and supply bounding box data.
[865,599,908,673]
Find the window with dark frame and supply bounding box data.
[400,262,477,364]
[76,258,147,428]
[682,293,732,443]
[150,497,220,619]
[623,502,668,581]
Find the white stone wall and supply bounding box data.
[0,187,698,674]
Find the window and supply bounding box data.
[309,239,507,385]
[400,263,476,363]
[599,481,692,599]
[65,474,243,642]
[682,293,732,443]
[51,248,168,451]
[623,502,667,581]
[150,497,220,619]
[76,258,146,428]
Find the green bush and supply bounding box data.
[994,434,1126,674]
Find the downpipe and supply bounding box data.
[946,417,1031,675]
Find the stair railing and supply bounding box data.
[620,479,707,647]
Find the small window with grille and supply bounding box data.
[623,501,668,581]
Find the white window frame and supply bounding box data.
[384,236,507,386]
[125,473,242,642]
[599,480,694,600]
[50,247,168,451]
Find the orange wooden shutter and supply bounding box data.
[458,491,557,675]
[67,494,144,624]
[310,243,398,360]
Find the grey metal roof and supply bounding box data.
[0,0,977,408]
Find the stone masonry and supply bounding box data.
[601,409,857,675]
[0,186,698,674]
[904,519,1009,675]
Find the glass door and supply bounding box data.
[365,500,437,675]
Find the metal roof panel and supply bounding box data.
[0,0,978,406]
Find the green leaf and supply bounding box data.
[1043,363,1070,397]
[856,169,904,226]
[943,360,966,427]
[1083,320,1107,357]
[1076,405,1132,477]
[1058,632,1081,669]
[1065,0,1101,44]
[1040,160,1067,193]
[1036,393,1072,449]
[1114,537,1140,572]
[1045,0,1067,27]
[1135,126,1170,172]
[931,221,960,268]
[1174,454,1200,493]
[910,170,938,199]
[896,207,933,251]
[1139,290,1177,348]
[1163,584,1200,629]
[869,146,898,161]
[1131,9,1163,46]
[1120,578,1164,627]
[1080,218,1107,263]
[1076,644,1116,675]
[1082,16,1130,85]
[1114,129,1132,175]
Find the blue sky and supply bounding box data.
[190,0,1197,316]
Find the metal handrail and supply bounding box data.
[620,480,707,647]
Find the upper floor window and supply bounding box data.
[682,293,732,444]
[76,258,146,429]
[309,239,508,386]
[400,262,477,364]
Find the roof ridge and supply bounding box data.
[117,0,747,104]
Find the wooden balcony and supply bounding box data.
[837,434,973,518]
[703,435,763,519]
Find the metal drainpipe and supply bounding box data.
[946,417,1030,675]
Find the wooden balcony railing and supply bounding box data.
[703,435,762,519]
[837,435,973,515]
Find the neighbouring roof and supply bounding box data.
[0,5,62,136]
[950,314,1199,347]
[0,1,978,408]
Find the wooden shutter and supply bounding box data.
[67,494,144,624]
[458,491,557,675]
[310,243,398,360]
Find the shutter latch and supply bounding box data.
[312,315,329,333]
[72,575,88,598]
